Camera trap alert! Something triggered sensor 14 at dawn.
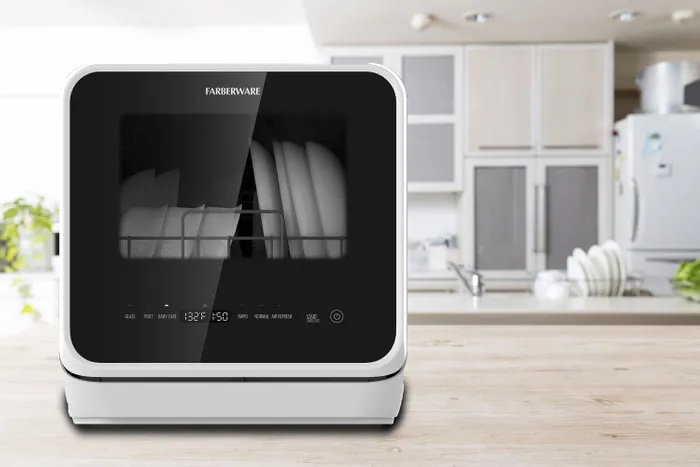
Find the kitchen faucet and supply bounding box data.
[447,262,485,297]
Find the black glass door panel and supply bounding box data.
[69,71,398,364]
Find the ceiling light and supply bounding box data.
[410,13,434,32]
[672,9,695,24]
[463,12,492,24]
[611,10,641,22]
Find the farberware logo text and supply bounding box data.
[205,87,261,96]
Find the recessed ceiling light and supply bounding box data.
[610,10,642,22]
[463,12,492,24]
[672,9,695,24]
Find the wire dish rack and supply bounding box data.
[119,207,347,259]
[531,273,650,297]
[564,274,648,297]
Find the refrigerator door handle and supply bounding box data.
[631,178,639,243]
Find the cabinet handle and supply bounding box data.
[536,184,547,254]
[543,144,600,150]
[534,184,547,254]
[478,145,533,150]
[646,257,697,264]
[533,184,539,253]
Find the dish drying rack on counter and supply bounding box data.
[534,272,651,298]
[567,274,649,297]
[119,207,347,259]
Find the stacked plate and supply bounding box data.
[119,168,243,259]
[566,241,626,297]
[254,140,347,259]
[119,141,348,260]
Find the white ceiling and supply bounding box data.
[0,0,306,26]
[303,0,700,51]
[4,0,700,51]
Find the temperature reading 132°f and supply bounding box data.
[182,311,208,323]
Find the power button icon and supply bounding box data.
[330,309,344,324]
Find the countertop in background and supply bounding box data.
[408,293,700,324]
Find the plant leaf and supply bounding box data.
[39,218,52,231]
[3,208,17,220]
[20,303,35,315]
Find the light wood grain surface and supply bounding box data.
[2,324,700,466]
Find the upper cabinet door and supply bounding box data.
[401,47,463,192]
[330,55,384,66]
[407,123,454,184]
[539,45,611,154]
[402,54,454,115]
[465,46,535,154]
[325,47,398,73]
[323,46,463,192]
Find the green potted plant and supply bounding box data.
[0,196,57,317]
[672,258,700,302]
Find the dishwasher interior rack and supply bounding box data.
[119,207,347,259]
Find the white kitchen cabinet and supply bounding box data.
[464,46,536,155]
[461,157,611,283]
[325,43,614,291]
[538,44,613,155]
[463,43,612,158]
[323,46,463,192]
[460,159,537,280]
[402,47,462,192]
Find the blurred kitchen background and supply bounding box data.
[2,0,700,335]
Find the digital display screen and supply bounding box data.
[180,310,230,323]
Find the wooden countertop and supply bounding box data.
[2,324,700,465]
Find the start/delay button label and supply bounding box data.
[330,309,344,324]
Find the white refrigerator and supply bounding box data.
[614,113,700,295]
